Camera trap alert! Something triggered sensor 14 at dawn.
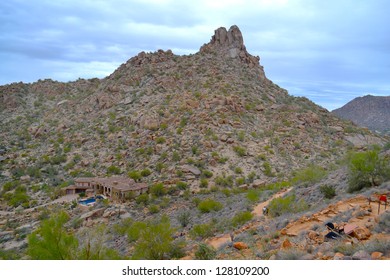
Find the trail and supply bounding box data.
[0,194,78,217]
[282,194,389,237]
[207,187,293,249]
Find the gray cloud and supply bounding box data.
[0,0,389,110]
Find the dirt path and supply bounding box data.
[207,187,293,249]
[282,194,389,237]
[0,194,79,217]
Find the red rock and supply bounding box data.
[371,252,383,260]
[281,239,292,250]
[233,242,248,250]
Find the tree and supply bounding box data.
[77,224,121,260]
[131,216,183,260]
[347,147,390,192]
[27,211,78,260]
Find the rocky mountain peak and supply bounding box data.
[200,25,262,71]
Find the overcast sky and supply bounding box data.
[1,0,389,110]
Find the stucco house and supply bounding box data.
[64,176,148,201]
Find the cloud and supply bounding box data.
[0,0,389,110]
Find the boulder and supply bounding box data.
[252,179,266,188]
[181,165,201,176]
[333,252,345,260]
[281,239,293,250]
[233,242,248,250]
[80,208,105,220]
[351,227,371,240]
[371,252,383,260]
[352,250,371,260]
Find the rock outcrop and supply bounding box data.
[200,25,265,76]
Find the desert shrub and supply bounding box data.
[292,165,327,186]
[231,211,253,228]
[175,181,188,190]
[199,178,209,188]
[319,185,336,199]
[107,165,121,175]
[156,137,166,144]
[135,193,149,205]
[155,162,165,173]
[197,198,223,213]
[233,146,246,157]
[195,243,216,260]
[234,167,243,174]
[235,177,246,186]
[347,147,390,193]
[190,223,214,239]
[201,170,213,178]
[177,211,192,228]
[128,170,141,182]
[333,241,357,256]
[360,239,390,254]
[4,185,30,208]
[148,204,160,214]
[215,175,234,188]
[150,183,166,197]
[374,212,390,234]
[263,162,275,177]
[267,194,308,217]
[1,180,20,193]
[246,189,260,203]
[140,168,151,177]
[275,248,306,260]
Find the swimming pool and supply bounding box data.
[79,198,96,205]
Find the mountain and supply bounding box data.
[0,26,389,260]
[333,95,390,135]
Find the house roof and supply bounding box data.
[74,176,148,192]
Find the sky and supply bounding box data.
[0,0,389,110]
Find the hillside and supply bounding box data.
[333,95,390,135]
[0,26,389,260]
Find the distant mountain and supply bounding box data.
[332,95,390,135]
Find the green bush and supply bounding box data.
[267,194,308,217]
[235,177,246,186]
[292,165,327,186]
[176,181,188,190]
[190,223,214,239]
[107,165,121,175]
[319,185,336,199]
[195,243,216,260]
[263,162,275,177]
[148,204,160,214]
[233,146,246,157]
[141,169,151,177]
[201,170,213,178]
[347,148,390,193]
[135,193,149,205]
[128,170,141,182]
[150,183,166,197]
[231,211,253,228]
[215,175,234,188]
[199,178,209,188]
[130,216,182,260]
[177,211,192,228]
[197,198,223,213]
[246,189,260,202]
